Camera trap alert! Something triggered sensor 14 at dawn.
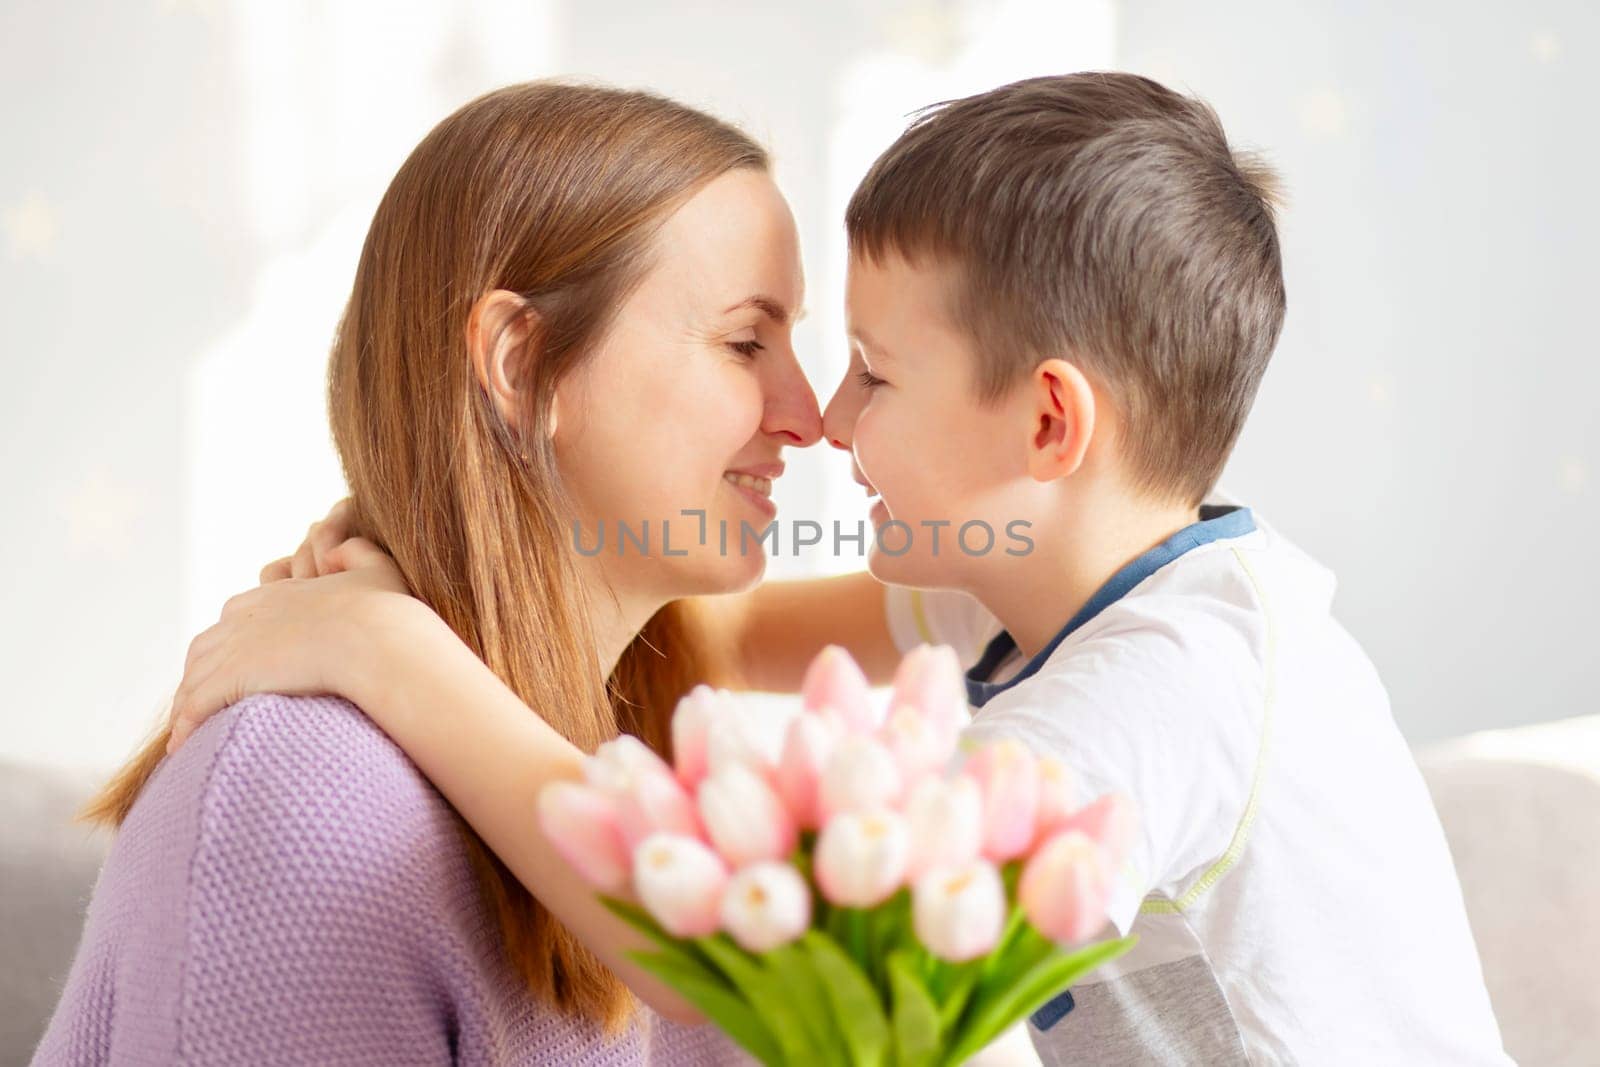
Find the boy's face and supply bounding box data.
[824,251,1030,588]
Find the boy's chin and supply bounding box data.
[865,545,941,588]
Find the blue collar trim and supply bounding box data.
[965,505,1256,708]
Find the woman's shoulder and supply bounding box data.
[37,695,486,1065]
[194,692,439,811]
[180,693,470,891]
[106,692,477,929]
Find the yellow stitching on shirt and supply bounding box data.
[1140,894,1181,915]
[1136,546,1277,917]
[909,587,936,645]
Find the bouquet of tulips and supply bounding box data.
[538,644,1138,1065]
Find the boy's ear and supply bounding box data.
[1025,358,1096,482]
[467,289,542,437]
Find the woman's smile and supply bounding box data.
[722,468,779,519]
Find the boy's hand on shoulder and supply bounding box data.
[258,497,388,584]
[168,535,433,755]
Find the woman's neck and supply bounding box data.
[572,556,665,682]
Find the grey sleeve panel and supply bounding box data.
[1028,953,1249,1067]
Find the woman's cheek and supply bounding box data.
[730,366,768,440]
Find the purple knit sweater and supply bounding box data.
[32,694,747,1065]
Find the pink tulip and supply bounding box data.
[537,781,631,893]
[1056,792,1138,867]
[633,833,729,938]
[671,684,730,788]
[819,735,903,822]
[1032,756,1081,844]
[966,739,1041,862]
[776,711,841,830]
[889,644,971,737]
[880,703,958,783]
[587,735,702,849]
[904,774,983,882]
[720,861,812,952]
[814,809,910,908]
[698,763,798,867]
[800,645,882,733]
[1019,830,1114,945]
[912,859,1006,962]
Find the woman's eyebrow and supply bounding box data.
[723,295,805,325]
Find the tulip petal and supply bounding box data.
[801,645,880,732]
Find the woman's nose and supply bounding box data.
[763,359,823,448]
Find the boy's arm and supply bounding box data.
[345,599,703,1023]
[698,570,901,690]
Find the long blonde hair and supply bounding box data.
[84,82,762,1029]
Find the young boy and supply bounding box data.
[727,73,1510,1064]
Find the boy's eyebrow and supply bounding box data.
[723,295,806,326]
[850,326,895,362]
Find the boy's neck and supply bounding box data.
[973,496,1204,662]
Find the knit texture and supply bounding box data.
[32,693,746,1065]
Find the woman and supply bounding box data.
[35,81,823,1064]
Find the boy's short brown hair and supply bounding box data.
[846,72,1286,507]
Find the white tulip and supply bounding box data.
[904,774,983,881]
[814,809,910,908]
[632,833,728,938]
[720,861,812,952]
[913,859,1006,962]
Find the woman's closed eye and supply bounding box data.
[728,339,766,357]
[855,368,887,389]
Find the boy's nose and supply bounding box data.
[821,387,857,451]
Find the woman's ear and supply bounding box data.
[467,290,540,434]
[1025,358,1097,482]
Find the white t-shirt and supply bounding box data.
[885,504,1510,1066]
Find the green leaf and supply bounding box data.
[602,897,718,971]
[802,930,891,1067]
[870,891,913,994]
[980,903,1041,985]
[600,896,736,1004]
[601,896,668,942]
[943,934,1138,1066]
[627,949,783,1066]
[934,958,985,1031]
[888,950,942,1067]
[606,898,795,1064]
[768,942,853,1064]
[843,907,870,974]
[697,935,815,1064]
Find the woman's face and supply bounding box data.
[554,168,820,601]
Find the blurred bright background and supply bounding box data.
[2,0,1594,774]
